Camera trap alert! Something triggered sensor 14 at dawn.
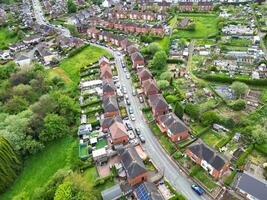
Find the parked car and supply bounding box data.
[126,99,131,105]
[126,72,130,79]
[123,68,127,72]
[130,114,135,121]
[191,184,204,196]
[139,135,145,143]
[125,122,133,130]
[139,96,144,103]
[135,128,141,136]
[128,107,134,114]
[132,88,136,96]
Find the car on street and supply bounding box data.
[130,114,136,121]
[126,99,131,105]
[132,88,136,96]
[191,184,204,196]
[125,122,133,130]
[139,135,145,143]
[139,96,144,103]
[128,107,134,114]
[123,68,127,72]
[126,72,130,79]
[135,128,141,136]
[122,86,127,94]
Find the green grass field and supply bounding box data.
[59,45,112,86]
[154,36,170,53]
[0,27,19,50]
[173,13,218,39]
[1,136,77,199]
[200,130,227,148]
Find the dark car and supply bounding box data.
[135,128,141,136]
[139,135,145,143]
[191,184,204,195]
[125,122,133,130]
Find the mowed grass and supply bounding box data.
[1,136,76,200]
[59,45,112,85]
[200,130,226,148]
[173,13,218,39]
[154,36,170,53]
[48,67,72,85]
[0,27,19,50]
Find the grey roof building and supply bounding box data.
[236,171,267,200]
[102,96,119,113]
[135,182,164,200]
[101,184,123,200]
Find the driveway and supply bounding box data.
[92,43,209,200]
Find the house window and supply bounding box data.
[142,177,145,181]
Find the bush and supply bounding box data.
[166,95,178,104]
[94,175,113,187]
[224,170,237,186]
[229,99,246,111]
[190,165,201,177]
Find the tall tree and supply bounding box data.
[67,0,77,13]
[150,50,167,70]
[231,81,249,98]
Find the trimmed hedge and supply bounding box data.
[94,175,113,187]
[165,180,186,200]
[68,44,89,58]
[224,170,237,186]
[255,144,267,156]
[236,144,254,167]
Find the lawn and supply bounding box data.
[200,130,227,148]
[96,138,107,149]
[1,136,77,200]
[173,13,218,39]
[48,67,72,85]
[154,36,170,53]
[0,26,19,50]
[59,45,112,86]
[195,169,217,190]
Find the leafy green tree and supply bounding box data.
[157,80,169,90]
[4,96,29,114]
[40,114,68,142]
[160,71,173,81]
[150,50,167,70]
[229,99,246,111]
[67,0,77,13]
[0,136,20,193]
[12,192,29,200]
[145,43,161,56]
[231,81,249,98]
[174,102,184,119]
[184,103,200,120]
[201,111,220,126]
[251,125,267,145]
[165,95,178,104]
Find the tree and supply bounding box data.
[17,30,25,40]
[4,96,29,114]
[229,99,246,111]
[157,80,169,90]
[40,114,68,142]
[184,103,200,120]
[174,102,184,119]
[0,136,21,193]
[201,111,220,126]
[30,94,57,117]
[165,95,178,104]
[251,125,267,145]
[12,84,36,102]
[150,50,167,70]
[67,0,77,13]
[160,71,173,81]
[146,43,161,56]
[231,81,249,98]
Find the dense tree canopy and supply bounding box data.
[150,50,167,70]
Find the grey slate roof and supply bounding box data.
[101,184,122,200]
[101,116,122,128]
[159,113,188,135]
[237,171,267,200]
[102,96,119,113]
[188,140,226,171]
[103,80,116,93]
[120,146,147,179]
[148,94,168,111]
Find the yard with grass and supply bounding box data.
[194,169,218,190]
[154,36,170,53]
[172,13,218,39]
[0,26,19,50]
[0,136,77,200]
[200,130,228,148]
[59,45,112,86]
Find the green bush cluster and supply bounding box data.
[236,144,254,168]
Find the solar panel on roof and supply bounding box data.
[136,184,151,200]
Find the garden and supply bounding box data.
[0,26,19,50]
[172,13,218,39]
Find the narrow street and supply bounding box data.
[92,43,209,200]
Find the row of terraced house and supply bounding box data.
[87,18,166,36]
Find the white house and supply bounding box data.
[15,55,31,67]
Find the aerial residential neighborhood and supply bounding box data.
[0,0,267,200]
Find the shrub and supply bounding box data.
[229,99,246,111]
[224,170,237,186]
[94,175,113,187]
[190,165,201,177]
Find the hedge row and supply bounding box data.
[167,58,184,64]
[84,108,104,115]
[164,180,186,200]
[94,175,113,187]
[215,136,232,149]
[236,144,254,167]
[81,99,101,108]
[224,170,237,186]
[255,144,267,156]
[68,44,89,58]
[198,73,267,86]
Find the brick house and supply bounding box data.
[127,45,139,56]
[151,24,165,36]
[179,2,193,12]
[186,140,229,179]
[142,12,155,21]
[101,116,122,130]
[125,22,137,33]
[158,113,189,142]
[148,94,169,117]
[99,56,110,67]
[87,27,101,39]
[142,79,160,96]
[120,146,148,186]
[103,80,116,96]
[131,52,145,69]
[100,65,113,81]
[109,121,129,145]
[137,68,153,84]
[140,24,150,34]
[198,2,213,12]
[103,95,119,117]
